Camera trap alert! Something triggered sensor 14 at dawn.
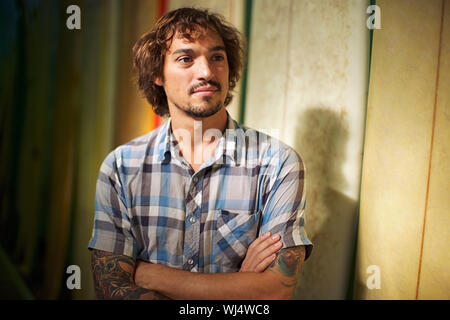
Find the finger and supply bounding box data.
[241,233,272,272]
[255,240,282,263]
[243,234,280,272]
[253,233,281,254]
[248,231,271,250]
[255,253,277,272]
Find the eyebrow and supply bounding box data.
[209,45,226,52]
[171,45,226,56]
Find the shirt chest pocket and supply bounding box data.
[213,209,262,271]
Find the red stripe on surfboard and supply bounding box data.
[158,0,168,18]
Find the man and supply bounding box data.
[88,7,313,300]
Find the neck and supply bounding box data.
[168,106,228,169]
[170,106,228,146]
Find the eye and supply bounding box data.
[211,54,225,62]
[178,56,193,64]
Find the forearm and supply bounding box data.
[91,249,170,300]
[93,275,169,300]
[136,264,291,300]
[136,246,306,300]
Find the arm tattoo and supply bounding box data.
[91,249,170,300]
[267,246,306,290]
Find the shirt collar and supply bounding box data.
[156,117,172,163]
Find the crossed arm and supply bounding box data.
[91,249,170,300]
[91,234,306,300]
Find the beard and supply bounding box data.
[174,98,223,118]
[175,79,224,118]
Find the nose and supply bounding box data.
[196,57,213,80]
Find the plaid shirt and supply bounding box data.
[88,113,313,273]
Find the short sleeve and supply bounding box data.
[88,150,138,259]
[259,148,313,261]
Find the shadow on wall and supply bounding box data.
[293,107,359,299]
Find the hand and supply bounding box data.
[239,232,283,273]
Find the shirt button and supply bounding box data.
[189,216,196,224]
[193,176,198,184]
[187,259,194,265]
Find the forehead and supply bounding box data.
[167,28,225,52]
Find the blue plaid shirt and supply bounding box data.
[88,113,313,273]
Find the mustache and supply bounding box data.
[189,80,221,94]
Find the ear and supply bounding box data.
[154,77,163,86]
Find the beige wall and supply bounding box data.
[419,0,450,299]
[245,0,369,299]
[354,0,449,299]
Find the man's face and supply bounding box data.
[156,28,230,118]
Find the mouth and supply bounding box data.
[192,86,219,97]
[190,81,222,97]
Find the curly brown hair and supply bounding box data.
[132,7,246,117]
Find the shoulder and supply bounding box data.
[240,127,305,188]
[100,122,168,176]
[237,123,304,171]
